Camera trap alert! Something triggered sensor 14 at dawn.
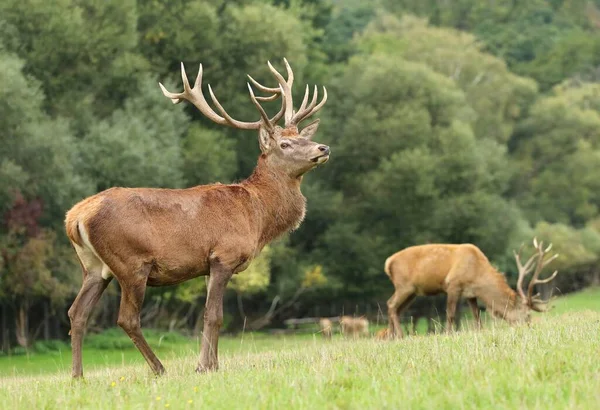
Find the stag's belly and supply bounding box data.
[411,270,447,295]
[147,258,210,287]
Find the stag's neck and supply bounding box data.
[475,269,521,319]
[242,156,306,246]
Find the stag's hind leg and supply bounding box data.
[68,250,112,378]
[446,288,462,333]
[387,287,415,339]
[115,263,165,375]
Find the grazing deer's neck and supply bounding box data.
[242,155,306,246]
[476,269,520,318]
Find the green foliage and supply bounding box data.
[79,75,187,190]
[182,125,238,186]
[358,14,538,143]
[229,246,272,295]
[0,0,147,121]
[0,229,76,305]
[0,50,91,223]
[512,82,600,226]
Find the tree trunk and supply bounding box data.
[43,300,50,341]
[1,304,9,351]
[590,269,600,287]
[15,299,30,348]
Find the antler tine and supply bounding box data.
[248,58,294,99]
[526,240,559,305]
[247,75,281,102]
[255,94,280,102]
[291,86,328,126]
[247,83,273,131]
[267,59,294,126]
[297,85,311,114]
[534,270,558,285]
[159,62,264,130]
[247,74,280,94]
[292,85,318,124]
[514,246,536,303]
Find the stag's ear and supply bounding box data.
[258,125,274,153]
[299,119,320,140]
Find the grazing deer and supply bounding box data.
[340,316,370,338]
[64,59,329,377]
[319,318,333,339]
[385,239,558,338]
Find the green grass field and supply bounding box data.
[1,288,599,409]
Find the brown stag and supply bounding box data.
[384,238,558,338]
[64,59,329,377]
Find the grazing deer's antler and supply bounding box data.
[514,237,559,311]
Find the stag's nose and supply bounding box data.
[318,145,330,155]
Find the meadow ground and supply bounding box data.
[0,288,599,409]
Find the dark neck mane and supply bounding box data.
[242,155,306,246]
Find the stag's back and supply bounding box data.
[384,244,493,295]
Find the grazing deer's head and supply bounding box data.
[159,59,329,179]
[511,238,559,323]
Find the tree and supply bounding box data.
[0,194,77,348]
[0,49,92,226]
[79,75,188,191]
[511,82,600,226]
[0,0,148,123]
[357,14,538,144]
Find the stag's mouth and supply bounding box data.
[311,154,329,164]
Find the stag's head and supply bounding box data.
[159,59,329,178]
[510,237,559,323]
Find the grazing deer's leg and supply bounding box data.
[467,298,481,330]
[197,262,233,373]
[116,267,165,375]
[446,289,461,333]
[69,274,112,378]
[387,288,415,339]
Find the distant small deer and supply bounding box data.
[384,239,558,338]
[65,59,329,377]
[318,318,333,339]
[340,316,369,338]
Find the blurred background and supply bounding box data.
[2,0,600,353]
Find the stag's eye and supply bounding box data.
[280,142,290,149]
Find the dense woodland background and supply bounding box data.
[2,0,600,350]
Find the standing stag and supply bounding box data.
[65,59,329,377]
[384,239,558,338]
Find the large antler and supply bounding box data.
[264,58,328,128]
[513,237,559,311]
[159,62,291,130]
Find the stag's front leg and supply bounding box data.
[467,298,481,330]
[197,262,233,373]
[446,289,461,333]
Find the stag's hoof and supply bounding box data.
[196,364,218,374]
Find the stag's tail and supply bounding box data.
[65,210,83,247]
[384,256,394,278]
